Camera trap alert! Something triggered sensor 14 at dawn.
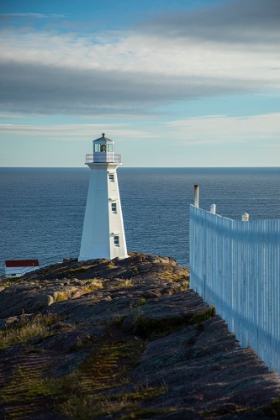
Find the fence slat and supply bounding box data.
[190,205,280,375]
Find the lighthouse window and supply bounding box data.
[114,236,120,246]
[109,174,114,182]
[100,144,106,152]
[94,144,100,152]
[108,144,113,152]
[111,203,117,213]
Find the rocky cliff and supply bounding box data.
[0,253,279,419]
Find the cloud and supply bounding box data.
[143,0,280,45]
[165,113,280,145]
[0,123,157,141]
[1,113,279,148]
[0,112,23,119]
[0,13,64,19]
[2,59,267,116]
[0,0,279,116]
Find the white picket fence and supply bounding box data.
[190,204,280,374]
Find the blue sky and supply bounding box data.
[0,0,279,167]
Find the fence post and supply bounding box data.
[242,213,249,221]
[194,185,199,208]
[210,204,216,214]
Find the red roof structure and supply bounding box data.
[5,260,39,268]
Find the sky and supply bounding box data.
[0,0,279,167]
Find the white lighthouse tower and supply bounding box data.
[79,133,128,261]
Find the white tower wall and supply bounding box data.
[79,162,128,261]
[107,165,128,259]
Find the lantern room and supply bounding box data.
[93,133,114,163]
[85,133,121,164]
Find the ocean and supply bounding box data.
[1,167,280,275]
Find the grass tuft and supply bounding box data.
[54,292,68,301]
[263,398,280,417]
[131,314,191,338]
[82,280,103,293]
[1,362,63,419]
[138,297,146,306]
[0,313,60,350]
[2,334,147,419]
[193,306,216,324]
[59,385,168,420]
[119,407,177,420]
[130,306,216,339]
[159,272,188,281]
[117,279,133,288]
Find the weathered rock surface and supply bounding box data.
[0,253,279,420]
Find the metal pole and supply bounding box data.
[194,185,199,208]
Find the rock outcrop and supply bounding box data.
[0,253,279,419]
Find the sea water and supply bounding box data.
[0,167,280,274]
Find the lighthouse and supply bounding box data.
[78,133,128,261]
